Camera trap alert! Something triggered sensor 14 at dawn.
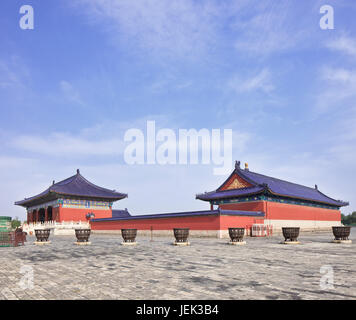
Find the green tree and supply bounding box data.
[341,212,356,225]
[11,217,21,229]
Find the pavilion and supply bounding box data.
[15,169,127,223]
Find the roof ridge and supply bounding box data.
[51,174,77,188]
[314,188,348,205]
[77,173,124,195]
[241,168,318,191]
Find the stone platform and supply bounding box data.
[0,229,355,300]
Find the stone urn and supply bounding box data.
[75,229,91,242]
[332,226,351,241]
[173,228,189,244]
[121,229,137,243]
[34,229,51,242]
[228,228,245,242]
[282,227,300,242]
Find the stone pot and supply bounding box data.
[121,229,137,242]
[332,226,351,241]
[228,228,245,242]
[173,228,189,243]
[282,227,300,242]
[75,229,91,242]
[34,229,51,242]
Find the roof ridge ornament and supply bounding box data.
[315,184,318,190]
[77,169,80,174]
[235,161,241,169]
[260,183,268,188]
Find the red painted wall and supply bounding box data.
[59,207,112,222]
[219,200,340,221]
[91,214,264,231]
[264,201,340,221]
[220,215,264,229]
[219,201,266,212]
[91,215,221,230]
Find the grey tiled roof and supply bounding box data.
[15,170,127,207]
[196,162,348,207]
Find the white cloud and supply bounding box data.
[11,132,125,157]
[0,56,30,89]
[316,67,356,113]
[74,0,221,59]
[60,80,85,106]
[326,35,356,57]
[228,68,274,94]
[232,1,314,57]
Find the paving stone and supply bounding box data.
[0,231,355,299]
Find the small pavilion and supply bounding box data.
[15,169,127,223]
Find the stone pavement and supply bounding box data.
[0,229,355,300]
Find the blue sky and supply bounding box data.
[1,0,356,220]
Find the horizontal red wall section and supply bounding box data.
[91,215,220,230]
[219,201,266,212]
[59,208,112,222]
[220,215,264,230]
[219,200,340,221]
[265,201,340,221]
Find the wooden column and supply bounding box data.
[45,208,48,222]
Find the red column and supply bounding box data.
[45,208,48,222]
[210,203,214,211]
[57,205,61,222]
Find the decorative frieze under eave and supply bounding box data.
[27,198,114,212]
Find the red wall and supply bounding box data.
[91,214,263,231]
[219,201,266,212]
[91,215,221,230]
[220,215,264,229]
[59,207,112,222]
[264,201,340,221]
[219,200,340,221]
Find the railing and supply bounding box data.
[22,221,90,234]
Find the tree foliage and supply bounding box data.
[341,212,356,226]
[11,217,21,229]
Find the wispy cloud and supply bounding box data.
[326,35,356,57]
[316,67,356,113]
[0,56,30,89]
[228,68,274,94]
[74,0,222,59]
[60,80,85,106]
[231,1,315,57]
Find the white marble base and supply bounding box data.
[173,241,190,246]
[228,241,246,245]
[281,241,300,245]
[121,241,137,246]
[332,240,352,244]
[34,241,51,245]
[74,242,91,246]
